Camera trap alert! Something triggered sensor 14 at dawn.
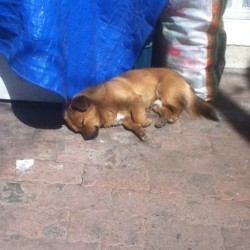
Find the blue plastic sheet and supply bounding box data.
[0,0,168,99]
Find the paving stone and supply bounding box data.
[79,163,150,190]
[221,227,250,250]
[0,182,27,204]
[34,184,113,212]
[1,205,70,240]
[0,233,100,250]
[101,245,141,250]
[68,210,145,247]
[145,220,225,250]
[181,198,250,227]
[16,160,83,184]
[0,157,17,180]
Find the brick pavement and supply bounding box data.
[0,73,250,250]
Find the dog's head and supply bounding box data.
[64,95,100,140]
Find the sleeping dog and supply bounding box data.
[64,68,218,140]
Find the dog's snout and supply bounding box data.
[82,126,99,140]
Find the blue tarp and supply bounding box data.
[0,0,168,99]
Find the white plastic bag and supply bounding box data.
[153,0,227,101]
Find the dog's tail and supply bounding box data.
[182,86,219,121]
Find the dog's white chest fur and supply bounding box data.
[114,113,125,126]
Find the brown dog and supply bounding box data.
[64,68,218,140]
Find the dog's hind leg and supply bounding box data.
[152,99,183,128]
[165,101,183,124]
[122,117,147,141]
[153,105,172,128]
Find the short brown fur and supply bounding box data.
[64,68,218,140]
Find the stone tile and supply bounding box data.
[181,198,250,227]
[0,233,100,250]
[145,220,224,250]
[0,182,34,205]
[221,227,250,250]
[68,210,145,247]
[34,184,112,212]
[79,164,150,190]
[0,157,17,180]
[16,160,83,184]
[1,205,70,240]
[101,245,141,250]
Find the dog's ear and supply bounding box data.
[71,95,91,112]
[66,98,71,107]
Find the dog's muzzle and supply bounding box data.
[82,126,99,140]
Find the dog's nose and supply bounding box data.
[82,126,99,140]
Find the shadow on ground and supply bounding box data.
[215,69,250,143]
[10,101,65,129]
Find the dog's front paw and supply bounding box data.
[141,133,148,142]
[138,129,148,141]
[155,119,167,128]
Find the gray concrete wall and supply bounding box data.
[0,55,63,102]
